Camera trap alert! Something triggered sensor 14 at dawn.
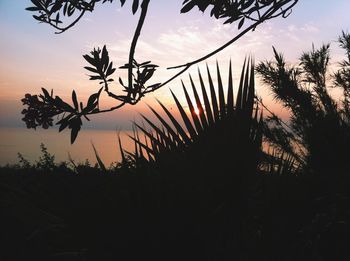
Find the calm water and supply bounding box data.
[0,127,135,166]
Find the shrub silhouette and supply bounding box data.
[256,31,350,260]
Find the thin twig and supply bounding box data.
[52,10,86,34]
[87,102,126,115]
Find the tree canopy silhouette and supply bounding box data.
[22,0,298,143]
[256,31,350,179]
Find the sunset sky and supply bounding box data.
[0,0,349,164]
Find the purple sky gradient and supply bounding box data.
[0,0,349,130]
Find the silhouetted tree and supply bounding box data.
[22,0,298,143]
[256,32,350,177]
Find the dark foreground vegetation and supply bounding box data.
[2,34,350,260]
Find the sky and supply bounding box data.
[0,0,350,131]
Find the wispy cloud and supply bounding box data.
[110,39,164,59]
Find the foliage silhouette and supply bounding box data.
[256,32,350,260]
[22,0,298,143]
[256,32,350,178]
[3,40,350,259]
[122,58,264,166]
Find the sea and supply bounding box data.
[0,127,135,167]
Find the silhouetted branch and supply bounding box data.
[151,0,298,91]
[51,9,87,34]
[167,0,298,71]
[23,0,300,143]
[127,0,150,101]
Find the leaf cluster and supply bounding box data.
[21,43,161,143]
[181,0,297,29]
[119,60,160,101]
[83,45,116,82]
[21,85,103,143]
[25,0,139,33]
[334,31,350,98]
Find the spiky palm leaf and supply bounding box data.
[128,58,263,166]
[117,59,268,259]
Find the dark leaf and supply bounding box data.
[69,117,82,144]
[189,74,208,129]
[107,67,116,77]
[119,63,135,69]
[198,68,214,125]
[119,77,125,86]
[91,142,107,171]
[54,97,74,112]
[56,113,74,125]
[238,18,245,29]
[170,89,197,139]
[67,3,75,16]
[143,68,155,82]
[86,92,99,109]
[33,15,44,22]
[181,1,196,13]
[147,104,184,145]
[84,66,99,73]
[55,13,60,25]
[41,88,50,98]
[83,54,97,67]
[207,64,219,121]
[140,114,176,148]
[25,7,41,11]
[72,90,79,110]
[63,2,68,15]
[242,0,255,9]
[132,0,139,14]
[227,60,234,115]
[101,45,109,71]
[182,81,203,133]
[139,61,152,67]
[216,61,226,118]
[106,62,115,76]
[51,1,63,13]
[31,0,42,8]
[89,75,103,80]
[58,119,69,132]
[156,99,192,144]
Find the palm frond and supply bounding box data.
[207,63,220,122]
[189,74,208,129]
[182,80,203,134]
[227,60,234,116]
[126,57,265,169]
[216,61,226,119]
[170,89,198,139]
[198,68,214,125]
